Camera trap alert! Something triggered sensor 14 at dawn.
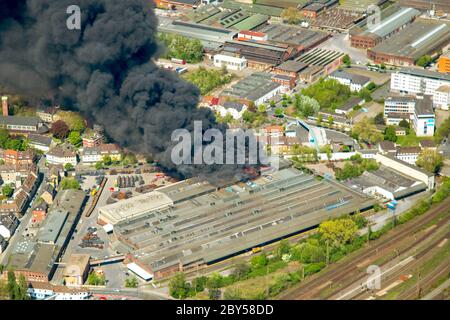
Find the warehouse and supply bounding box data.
[110,168,374,279]
[255,24,330,54]
[367,20,450,67]
[345,166,427,201]
[158,17,237,50]
[296,48,344,77]
[221,40,296,70]
[350,6,420,49]
[6,190,86,282]
[220,72,286,106]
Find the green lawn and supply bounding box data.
[396,133,433,147]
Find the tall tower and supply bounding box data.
[1,96,8,116]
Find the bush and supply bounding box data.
[185,67,233,95]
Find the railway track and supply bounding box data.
[280,197,450,300]
[349,229,450,300]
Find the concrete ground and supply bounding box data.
[371,81,391,102]
[346,67,391,86]
[318,33,369,65]
[353,101,383,122]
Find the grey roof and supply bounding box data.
[370,20,450,60]
[397,67,450,82]
[358,6,420,38]
[296,48,344,67]
[336,96,365,111]
[0,116,40,127]
[414,95,434,116]
[330,69,370,85]
[275,60,309,73]
[221,72,282,102]
[28,134,52,146]
[37,210,68,244]
[158,17,236,49]
[222,101,246,112]
[383,153,434,177]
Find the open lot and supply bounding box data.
[318,33,368,64]
[353,101,383,122]
[346,67,391,86]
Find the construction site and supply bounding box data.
[99,168,375,280]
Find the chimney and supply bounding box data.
[1,96,8,116]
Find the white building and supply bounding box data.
[391,68,450,110]
[395,146,421,165]
[237,30,268,41]
[328,69,371,92]
[213,54,247,71]
[216,101,248,120]
[384,95,435,137]
[46,144,77,166]
[27,282,90,300]
[374,153,435,190]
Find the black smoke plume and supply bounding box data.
[0,0,261,183]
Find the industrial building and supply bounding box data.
[367,20,450,67]
[374,153,435,190]
[103,168,374,279]
[255,24,330,55]
[221,40,296,70]
[350,6,420,49]
[158,17,237,50]
[295,48,344,82]
[345,165,427,201]
[390,68,450,110]
[213,53,248,70]
[220,72,286,106]
[384,95,435,137]
[5,190,86,282]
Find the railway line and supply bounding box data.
[279,196,450,300]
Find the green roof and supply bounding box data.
[255,0,309,9]
[231,14,270,31]
[222,0,283,17]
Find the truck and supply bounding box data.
[171,58,186,65]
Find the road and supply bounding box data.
[278,196,450,300]
[0,165,46,266]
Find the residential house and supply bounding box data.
[36,106,59,123]
[81,144,121,164]
[32,202,48,224]
[0,213,19,239]
[0,115,43,133]
[0,149,35,166]
[27,282,90,300]
[328,69,371,92]
[46,144,77,166]
[40,183,56,205]
[395,146,421,165]
[419,140,436,151]
[334,97,365,116]
[0,234,6,254]
[378,141,397,154]
[216,101,248,120]
[28,134,53,152]
[82,132,104,148]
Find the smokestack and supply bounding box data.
[1,96,8,116]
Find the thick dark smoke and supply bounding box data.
[0,0,260,183]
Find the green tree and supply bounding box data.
[2,184,14,197]
[384,125,397,142]
[274,108,284,118]
[60,177,80,190]
[169,272,191,299]
[416,55,433,68]
[281,7,303,24]
[318,218,358,249]
[87,272,106,286]
[64,163,74,171]
[185,67,233,95]
[125,277,138,288]
[416,149,443,174]
[57,111,86,132]
[398,119,410,129]
[67,131,82,147]
[159,33,204,63]
[102,155,112,166]
[343,54,351,67]
[250,253,268,269]
[374,112,385,125]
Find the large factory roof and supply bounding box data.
[369,20,450,61]
[352,6,420,39]
[112,168,374,274]
[221,72,282,102]
[221,0,283,17]
[256,24,329,49]
[158,17,237,49]
[296,48,344,66]
[99,191,174,225]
